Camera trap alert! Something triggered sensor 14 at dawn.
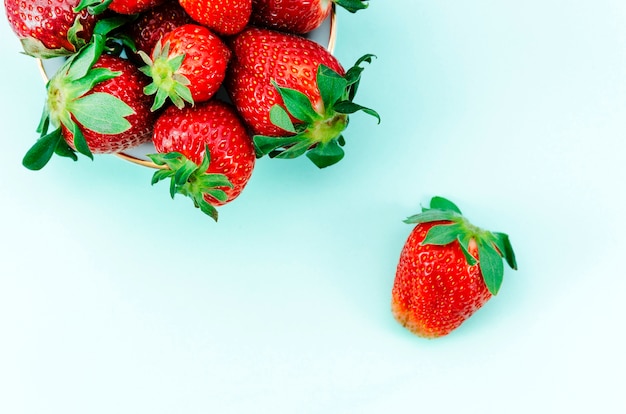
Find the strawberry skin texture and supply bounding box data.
[61,54,156,154]
[179,0,252,35]
[4,0,97,57]
[109,0,167,14]
[226,27,345,137]
[152,24,231,105]
[152,101,256,206]
[250,0,332,34]
[125,0,192,56]
[392,221,492,339]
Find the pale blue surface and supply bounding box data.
[1,1,625,413]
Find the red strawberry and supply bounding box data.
[23,40,156,170]
[179,0,252,36]
[124,0,192,58]
[149,100,256,220]
[139,24,231,111]
[3,0,97,58]
[226,27,379,168]
[392,197,518,339]
[251,0,369,34]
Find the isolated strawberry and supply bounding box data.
[139,24,231,111]
[3,0,97,58]
[23,39,155,170]
[149,100,256,220]
[391,197,518,339]
[179,0,252,35]
[226,27,379,168]
[124,0,192,58]
[251,0,368,34]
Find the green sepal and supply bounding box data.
[22,128,64,170]
[253,134,303,158]
[317,65,348,111]
[69,92,134,134]
[65,35,105,81]
[477,239,505,295]
[306,139,345,168]
[428,196,462,214]
[334,100,380,123]
[457,233,478,266]
[19,37,72,59]
[422,222,465,245]
[403,208,460,224]
[492,232,518,270]
[147,147,234,221]
[272,81,320,123]
[69,120,93,160]
[37,106,51,136]
[334,0,369,13]
[269,105,297,133]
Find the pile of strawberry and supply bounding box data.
[5,1,521,339]
[4,0,377,220]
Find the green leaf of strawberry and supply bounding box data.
[335,0,370,13]
[148,147,234,221]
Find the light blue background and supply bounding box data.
[1,1,625,413]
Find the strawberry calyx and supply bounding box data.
[254,54,380,168]
[138,40,193,111]
[148,147,234,221]
[404,196,518,295]
[22,32,135,170]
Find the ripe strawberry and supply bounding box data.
[23,40,155,170]
[149,100,256,220]
[226,27,379,168]
[179,0,252,36]
[139,24,231,111]
[3,0,97,58]
[392,197,518,339]
[251,0,369,34]
[124,0,192,58]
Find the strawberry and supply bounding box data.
[149,100,256,220]
[124,0,192,58]
[250,0,369,34]
[139,24,231,111]
[391,197,518,339]
[22,38,156,170]
[225,27,379,168]
[179,0,252,36]
[3,0,97,58]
